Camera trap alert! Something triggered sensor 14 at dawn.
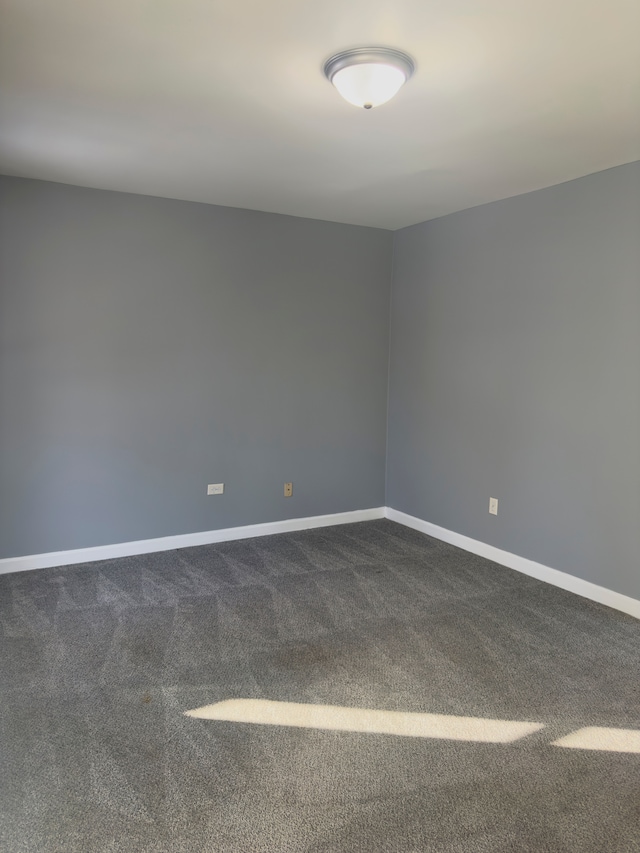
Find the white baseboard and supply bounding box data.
[385,508,640,620]
[0,507,386,575]
[4,505,638,621]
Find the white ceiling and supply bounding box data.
[1,0,639,230]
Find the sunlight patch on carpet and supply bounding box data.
[185,699,544,743]
[552,726,640,753]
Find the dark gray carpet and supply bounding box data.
[1,519,639,852]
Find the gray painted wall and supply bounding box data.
[387,162,640,600]
[0,176,392,558]
[3,164,639,603]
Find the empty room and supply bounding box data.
[1,1,639,851]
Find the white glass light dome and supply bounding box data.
[324,48,415,109]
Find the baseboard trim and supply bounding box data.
[385,508,640,620]
[0,507,386,575]
[5,506,638,620]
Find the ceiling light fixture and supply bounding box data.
[323,47,415,109]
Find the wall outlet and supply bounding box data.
[489,497,498,515]
[284,482,293,497]
[207,483,224,495]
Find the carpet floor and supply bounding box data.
[1,519,638,852]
